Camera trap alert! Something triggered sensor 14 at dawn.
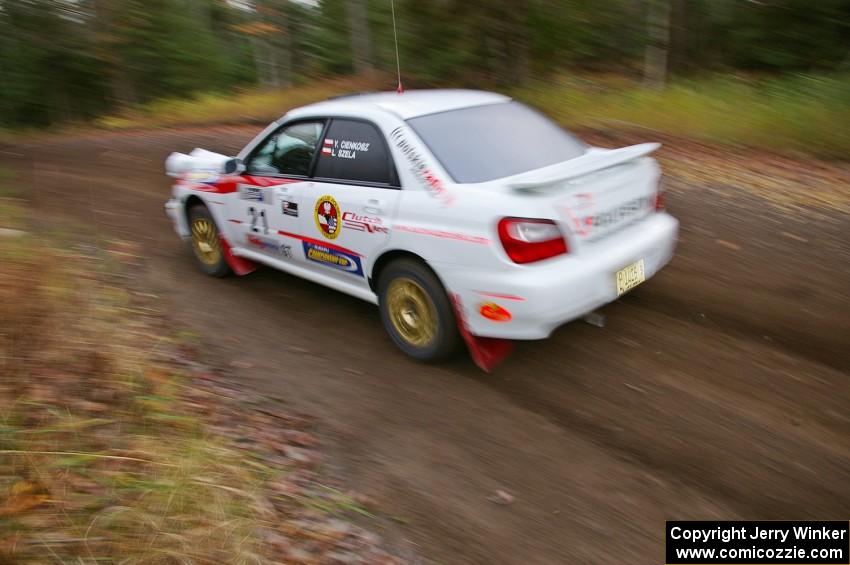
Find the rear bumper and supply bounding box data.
[438,213,679,339]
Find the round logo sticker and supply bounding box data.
[314,195,341,240]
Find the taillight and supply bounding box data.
[654,181,666,211]
[497,217,568,264]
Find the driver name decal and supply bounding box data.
[321,138,371,160]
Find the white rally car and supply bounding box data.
[165,90,678,370]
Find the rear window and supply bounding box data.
[407,101,586,184]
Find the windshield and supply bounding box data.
[406,101,586,184]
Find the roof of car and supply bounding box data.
[285,89,512,121]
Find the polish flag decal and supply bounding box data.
[322,139,333,155]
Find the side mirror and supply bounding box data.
[223,158,245,175]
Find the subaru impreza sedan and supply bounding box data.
[164,90,678,369]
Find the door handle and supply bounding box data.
[275,186,291,196]
[364,198,383,214]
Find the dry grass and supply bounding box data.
[0,203,401,563]
[0,233,273,562]
[7,72,846,160]
[515,73,850,160]
[95,72,850,160]
[96,75,389,131]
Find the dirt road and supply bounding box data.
[3,126,849,563]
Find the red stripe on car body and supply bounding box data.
[394,225,489,245]
[181,176,300,195]
[476,291,526,301]
[277,229,363,257]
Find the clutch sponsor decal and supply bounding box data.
[314,195,341,240]
[389,127,453,206]
[303,241,363,276]
[238,184,272,204]
[342,211,388,234]
[281,200,298,217]
[246,234,289,256]
[321,137,370,160]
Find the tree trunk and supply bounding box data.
[345,0,372,74]
[508,0,530,85]
[90,0,136,107]
[274,5,292,87]
[252,36,278,88]
[643,0,672,90]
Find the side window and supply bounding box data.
[313,120,394,185]
[246,121,324,176]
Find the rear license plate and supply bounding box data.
[616,259,646,296]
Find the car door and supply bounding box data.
[233,120,325,263]
[299,118,401,284]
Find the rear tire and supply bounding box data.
[378,259,461,361]
[187,204,231,277]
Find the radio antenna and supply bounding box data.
[391,0,403,93]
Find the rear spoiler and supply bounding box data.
[507,143,660,191]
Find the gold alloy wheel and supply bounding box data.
[190,217,222,266]
[386,277,438,348]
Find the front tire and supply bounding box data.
[378,259,461,361]
[187,204,231,277]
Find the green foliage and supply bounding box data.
[313,0,353,74]
[93,72,850,159]
[96,75,385,129]
[0,0,848,135]
[0,0,254,127]
[0,0,110,126]
[102,0,252,103]
[515,73,850,158]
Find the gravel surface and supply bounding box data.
[3,125,848,564]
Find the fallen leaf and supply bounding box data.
[582,312,606,328]
[0,533,21,555]
[715,239,741,251]
[144,368,169,387]
[283,430,319,448]
[72,399,109,413]
[781,231,808,243]
[284,446,322,468]
[487,490,515,505]
[0,481,50,516]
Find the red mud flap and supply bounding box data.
[221,238,258,276]
[451,294,514,372]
